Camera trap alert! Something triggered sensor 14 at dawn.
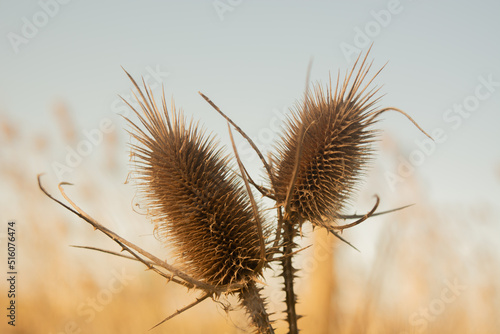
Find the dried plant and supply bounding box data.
[38,72,276,333]
[125,78,267,287]
[123,72,274,332]
[38,49,430,333]
[269,51,430,333]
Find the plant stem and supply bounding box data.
[282,217,299,334]
[240,281,275,334]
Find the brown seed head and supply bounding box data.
[125,78,266,287]
[272,57,384,228]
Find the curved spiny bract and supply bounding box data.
[272,59,382,230]
[126,84,266,288]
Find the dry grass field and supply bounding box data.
[1,102,499,334]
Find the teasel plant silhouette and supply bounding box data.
[38,48,430,333]
[198,49,430,333]
[38,71,277,332]
[263,51,431,333]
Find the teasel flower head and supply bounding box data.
[123,75,268,288]
[271,53,428,230]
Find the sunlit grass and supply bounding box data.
[1,105,499,334]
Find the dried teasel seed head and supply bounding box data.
[272,55,396,228]
[124,77,267,287]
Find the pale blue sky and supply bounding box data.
[1,0,500,206]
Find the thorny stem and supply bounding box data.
[279,59,313,334]
[239,281,275,334]
[282,215,299,334]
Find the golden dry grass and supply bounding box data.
[1,103,499,333]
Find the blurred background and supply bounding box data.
[1,1,499,333]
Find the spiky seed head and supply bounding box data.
[125,80,266,287]
[272,58,383,228]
